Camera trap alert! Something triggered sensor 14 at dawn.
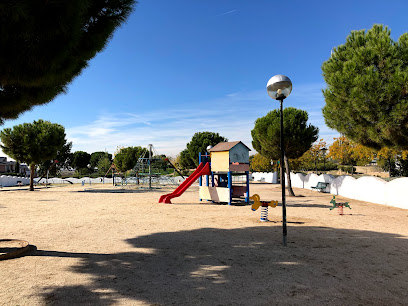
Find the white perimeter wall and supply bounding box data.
[36,177,114,185]
[34,176,186,185]
[289,172,408,209]
[251,172,278,183]
[5,173,407,209]
[0,175,30,187]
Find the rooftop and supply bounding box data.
[209,141,251,152]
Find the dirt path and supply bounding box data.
[1,184,407,305]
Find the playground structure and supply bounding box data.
[159,162,211,203]
[250,194,278,222]
[129,144,180,189]
[105,162,124,186]
[159,141,251,205]
[103,144,181,189]
[330,195,351,215]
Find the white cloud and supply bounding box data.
[1,83,338,160]
[216,9,237,17]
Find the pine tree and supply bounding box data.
[251,107,318,196]
[114,146,146,172]
[322,24,408,150]
[0,0,136,123]
[0,120,67,190]
[186,132,228,167]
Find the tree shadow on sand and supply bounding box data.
[30,226,408,305]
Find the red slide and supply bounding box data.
[159,162,211,204]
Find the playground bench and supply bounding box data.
[311,182,329,193]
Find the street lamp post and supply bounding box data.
[266,75,292,246]
[87,164,92,185]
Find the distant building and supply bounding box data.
[0,157,15,173]
[0,157,30,176]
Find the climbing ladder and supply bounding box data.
[128,144,179,189]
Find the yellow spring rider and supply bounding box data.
[250,194,278,222]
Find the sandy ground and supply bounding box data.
[0,183,407,305]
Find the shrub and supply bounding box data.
[339,165,356,174]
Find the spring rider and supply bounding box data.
[250,194,278,222]
[330,195,351,215]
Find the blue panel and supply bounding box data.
[229,143,250,163]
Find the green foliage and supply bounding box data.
[291,156,338,172]
[90,151,112,169]
[376,150,408,177]
[150,154,168,172]
[251,107,319,160]
[322,24,408,150]
[377,158,396,176]
[0,119,67,190]
[178,149,196,169]
[396,158,408,177]
[319,161,338,172]
[114,146,146,172]
[250,153,273,172]
[291,139,335,172]
[252,108,318,196]
[186,132,228,167]
[0,120,66,165]
[0,0,136,123]
[38,141,73,176]
[339,165,356,174]
[97,156,112,175]
[71,151,91,174]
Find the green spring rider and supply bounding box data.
[330,195,351,215]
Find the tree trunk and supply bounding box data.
[284,155,295,196]
[30,163,35,191]
[279,163,282,185]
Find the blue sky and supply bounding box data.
[2,0,408,158]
